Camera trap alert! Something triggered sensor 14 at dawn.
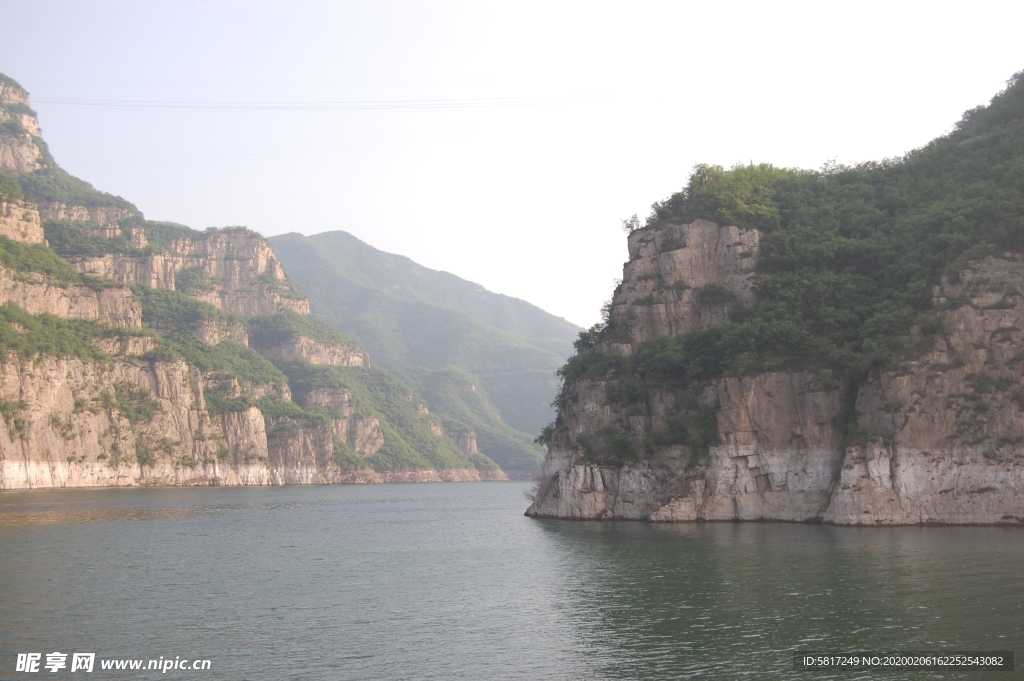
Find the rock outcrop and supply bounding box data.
[39,204,135,227]
[0,81,44,175]
[0,264,143,328]
[70,229,311,316]
[252,335,370,367]
[0,199,44,244]
[611,220,759,350]
[527,221,1024,525]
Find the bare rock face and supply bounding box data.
[0,352,413,489]
[196,318,249,346]
[823,254,1024,525]
[527,222,1024,525]
[71,229,311,316]
[0,200,44,244]
[610,220,759,351]
[38,204,136,227]
[252,335,370,367]
[0,83,44,175]
[529,371,844,521]
[0,355,271,489]
[0,264,143,328]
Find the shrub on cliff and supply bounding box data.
[247,308,359,349]
[0,169,23,202]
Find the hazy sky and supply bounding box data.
[1,1,1021,327]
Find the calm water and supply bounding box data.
[0,482,1020,680]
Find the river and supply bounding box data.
[1,482,1020,679]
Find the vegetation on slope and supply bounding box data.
[556,70,1024,462]
[269,231,578,440]
[248,308,360,349]
[398,366,545,473]
[267,236,566,438]
[0,235,116,289]
[19,167,139,211]
[270,230,580,351]
[45,219,139,258]
[277,360,499,472]
[0,302,148,361]
[132,285,286,390]
[0,169,24,202]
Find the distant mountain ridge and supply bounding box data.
[270,231,582,441]
[270,230,579,357]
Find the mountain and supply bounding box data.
[527,70,1024,525]
[269,230,581,442]
[0,72,517,487]
[271,230,579,354]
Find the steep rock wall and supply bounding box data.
[71,230,310,316]
[0,352,494,489]
[610,220,759,351]
[527,222,1024,525]
[252,335,370,367]
[0,83,44,175]
[0,264,142,328]
[0,200,44,244]
[39,204,136,227]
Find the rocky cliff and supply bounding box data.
[69,228,311,317]
[0,264,142,328]
[0,78,44,175]
[0,199,43,244]
[0,72,508,488]
[527,220,1024,525]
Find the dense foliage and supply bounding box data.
[556,71,1024,462]
[44,219,139,258]
[0,169,23,202]
[247,308,359,349]
[0,235,94,283]
[134,219,202,251]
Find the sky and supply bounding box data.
[1,1,1022,328]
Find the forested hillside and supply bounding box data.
[270,230,578,446]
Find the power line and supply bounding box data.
[33,95,588,111]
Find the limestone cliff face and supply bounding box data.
[0,264,142,328]
[0,82,44,175]
[823,254,1024,524]
[39,204,136,227]
[252,335,370,367]
[71,229,311,316]
[0,353,276,489]
[527,222,1024,525]
[611,220,759,350]
[0,200,44,244]
[0,348,495,489]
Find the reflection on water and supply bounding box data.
[537,522,1023,679]
[1,484,1021,680]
